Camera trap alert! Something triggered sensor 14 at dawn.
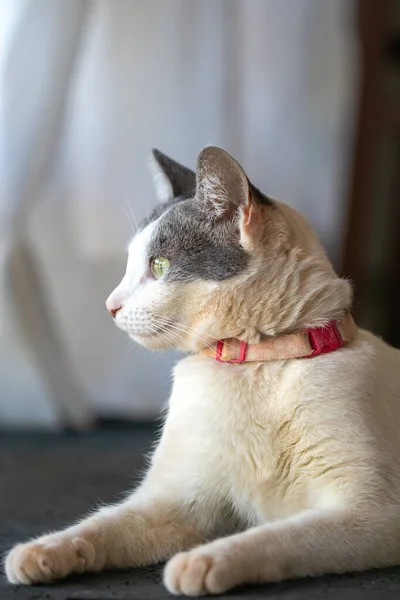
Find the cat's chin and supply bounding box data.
[128,332,178,351]
[129,331,209,353]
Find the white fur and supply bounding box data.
[107,220,156,304]
[106,218,174,344]
[200,174,230,217]
[148,153,173,203]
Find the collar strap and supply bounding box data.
[202,313,356,363]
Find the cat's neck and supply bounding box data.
[256,203,352,337]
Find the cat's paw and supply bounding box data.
[163,546,236,596]
[5,536,97,585]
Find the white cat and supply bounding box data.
[5,147,400,596]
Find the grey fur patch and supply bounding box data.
[142,194,189,229]
[249,182,274,206]
[147,200,249,282]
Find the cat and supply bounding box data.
[5,146,400,596]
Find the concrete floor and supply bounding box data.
[1,425,400,600]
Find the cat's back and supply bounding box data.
[350,329,400,454]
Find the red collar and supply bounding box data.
[202,313,356,363]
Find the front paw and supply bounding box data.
[163,546,236,597]
[5,536,97,585]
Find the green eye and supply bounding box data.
[151,256,170,279]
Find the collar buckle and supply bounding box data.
[308,321,343,357]
[216,340,248,363]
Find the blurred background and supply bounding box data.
[0,0,398,430]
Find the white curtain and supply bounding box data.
[0,0,358,428]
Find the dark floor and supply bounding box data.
[1,425,400,600]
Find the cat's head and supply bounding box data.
[106,147,351,351]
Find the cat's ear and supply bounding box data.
[196,147,274,246]
[196,147,252,220]
[150,149,196,202]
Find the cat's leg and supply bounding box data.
[164,507,400,596]
[5,491,203,585]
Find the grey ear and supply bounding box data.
[150,149,196,202]
[196,146,250,219]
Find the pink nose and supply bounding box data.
[106,294,123,318]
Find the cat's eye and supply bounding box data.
[151,257,170,279]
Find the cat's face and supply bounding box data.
[106,202,244,350]
[106,147,351,350]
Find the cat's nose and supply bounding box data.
[108,305,122,318]
[106,293,123,318]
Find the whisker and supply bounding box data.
[122,193,140,233]
[123,207,137,235]
[147,313,239,353]
[146,315,210,343]
[124,310,240,354]
[148,323,186,351]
